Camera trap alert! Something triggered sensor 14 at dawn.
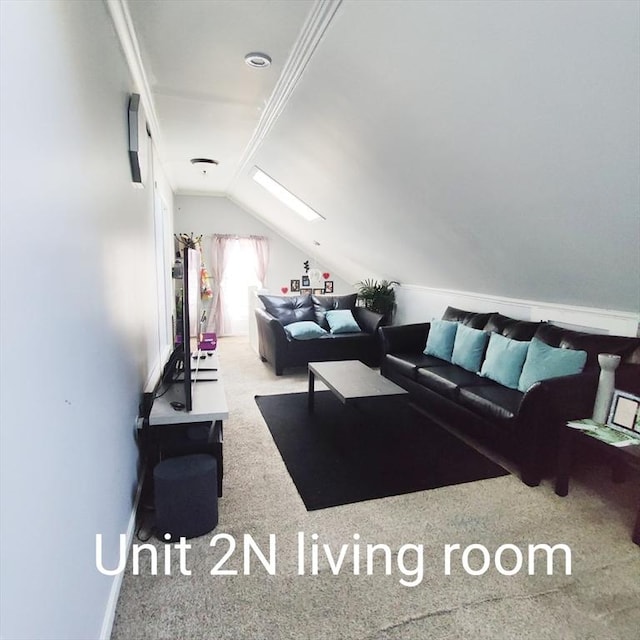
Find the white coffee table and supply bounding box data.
[307,360,409,411]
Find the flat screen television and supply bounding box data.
[156,246,202,412]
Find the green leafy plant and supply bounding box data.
[355,279,399,322]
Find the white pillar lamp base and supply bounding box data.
[592,353,621,424]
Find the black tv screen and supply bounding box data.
[181,246,202,411]
[155,246,202,412]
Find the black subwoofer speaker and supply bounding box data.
[154,454,218,541]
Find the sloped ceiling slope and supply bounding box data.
[129,0,640,312]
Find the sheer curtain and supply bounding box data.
[210,235,269,336]
[249,235,269,288]
[210,235,232,335]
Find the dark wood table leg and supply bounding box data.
[633,505,640,546]
[307,368,315,411]
[555,425,573,497]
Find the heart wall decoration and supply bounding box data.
[323,272,330,280]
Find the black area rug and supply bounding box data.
[255,391,509,511]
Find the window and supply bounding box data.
[210,235,269,336]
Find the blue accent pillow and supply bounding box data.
[423,320,458,361]
[325,310,361,334]
[451,324,490,373]
[480,333,530,389]
[518,338,587,392]
[284,321,327,340]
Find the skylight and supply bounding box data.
[251,167,324,222]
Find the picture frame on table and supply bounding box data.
[299,288,312,295]
[301,275,310,287]
[607,390,640,435]
[312,288,324,295]
[323,280,334,294]
[290,279,300,292]
[607,389,640,437]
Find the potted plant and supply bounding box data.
[355,279,399,324]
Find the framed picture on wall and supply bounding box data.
[290,279,300,292]
[299,288,312,295]
[323,280,334,294]
[301,275,310,287]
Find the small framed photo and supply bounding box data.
[323,280,334,294]
[290,279,300,292]
[299,288,312,295]
[301,275,310,287]
[312,288,324,295]
[607,390,640,434]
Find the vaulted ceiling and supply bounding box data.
[124,0,640,312]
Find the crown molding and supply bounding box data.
[230,0,343,186]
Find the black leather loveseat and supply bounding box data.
[255,293,383,375]
[380,306,640,486]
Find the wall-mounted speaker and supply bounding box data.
[128,93,148,186]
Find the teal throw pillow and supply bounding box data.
[325,310,361,334]
[451,324,490,372]
[284,321,327,340]
[480,333,530,389]
[518,338,587,392]
[423,320,458,361]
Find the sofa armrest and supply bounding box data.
[353,307,384,334]
[379,323,430,355]
[255,308,290,374]
[515,369,600,486]
[255,308,288,341]
[520,369,599,423]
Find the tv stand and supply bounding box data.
[140,353,229,500]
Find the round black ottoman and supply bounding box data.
[154,454,218,540]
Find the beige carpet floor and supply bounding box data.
[112,336,640,640]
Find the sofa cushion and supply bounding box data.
[451,324,490,373]
[559,332,640,367]
[416,364,487,400]
[533,323,566,347]
[485,313,542,341]
[480,333,531,389]
[284,321,327,340]
[458,384,524,423]
[442,306,494,329]
[423,319,458,361]
[518,338,587,392]
[312,294,358,329]
[385,353,448,380]
[259,294,315,326]
[325,309,361,334]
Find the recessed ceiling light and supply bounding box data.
[251,167,324,222]
[244,52,272,68]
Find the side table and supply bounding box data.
[555,422,640,545]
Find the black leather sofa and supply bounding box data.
[380,306,640,486]
[255,293,384,375]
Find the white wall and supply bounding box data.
[232,0,640,314]
[0,2,171,638]
[175,194,352,294]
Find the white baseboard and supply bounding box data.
[395,284,639,337]
[99,474,145,640]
